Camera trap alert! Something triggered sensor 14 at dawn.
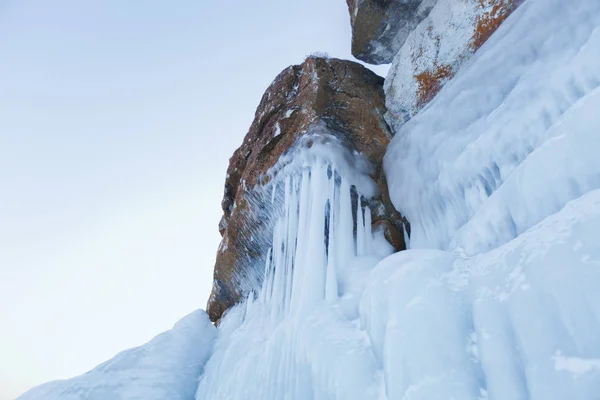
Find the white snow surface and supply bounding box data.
[18,310,216,400]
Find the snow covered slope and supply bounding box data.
[18,311,216,400]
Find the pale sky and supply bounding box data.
[0,1,387,398]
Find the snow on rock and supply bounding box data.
[384,0,517,124]
[385,0,600,252]
[18,311,216,400]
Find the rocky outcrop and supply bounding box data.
[348,0,518,127]
[384,0,517,128]
[346,0,437,65]
[207,57,407,323]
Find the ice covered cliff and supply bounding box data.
[200,0,600,397]
[19,0,600,398]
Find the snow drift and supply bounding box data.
[18,311,216,400]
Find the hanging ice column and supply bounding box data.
[258,154,383,323]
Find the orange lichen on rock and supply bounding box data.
[471,0,516,50]
[415,63,454,108]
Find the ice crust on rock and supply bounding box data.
[384,0,600,253]
[18,311,216,400]
[384,0,517,124]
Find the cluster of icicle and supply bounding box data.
[254,157,377,323]
[197,144,392,399]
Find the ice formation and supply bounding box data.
[197,137,394,400]
[18,0,600,398]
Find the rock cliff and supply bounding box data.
[207,57,407,323]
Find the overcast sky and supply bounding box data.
[0,1,387,398]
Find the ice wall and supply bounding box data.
[367,0,600,396]
[360,190,600,399]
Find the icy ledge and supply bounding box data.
[18,310,216,400]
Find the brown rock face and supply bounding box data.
[346,0,436,65]
[207,57,407,323]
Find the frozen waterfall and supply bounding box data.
[196,140,393,400]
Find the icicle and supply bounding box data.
[284,176,298,314]
[245,291,255,321]
[270,220,286,324]
[298,158,328,311]
[271,181,277,204]
[336,178,354,267]
[325,166,338,303]
[260,248,273,303]
[356,195,365,256]
[364,206,373,255]
[403,223,411,249]
[290,168,311,314]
